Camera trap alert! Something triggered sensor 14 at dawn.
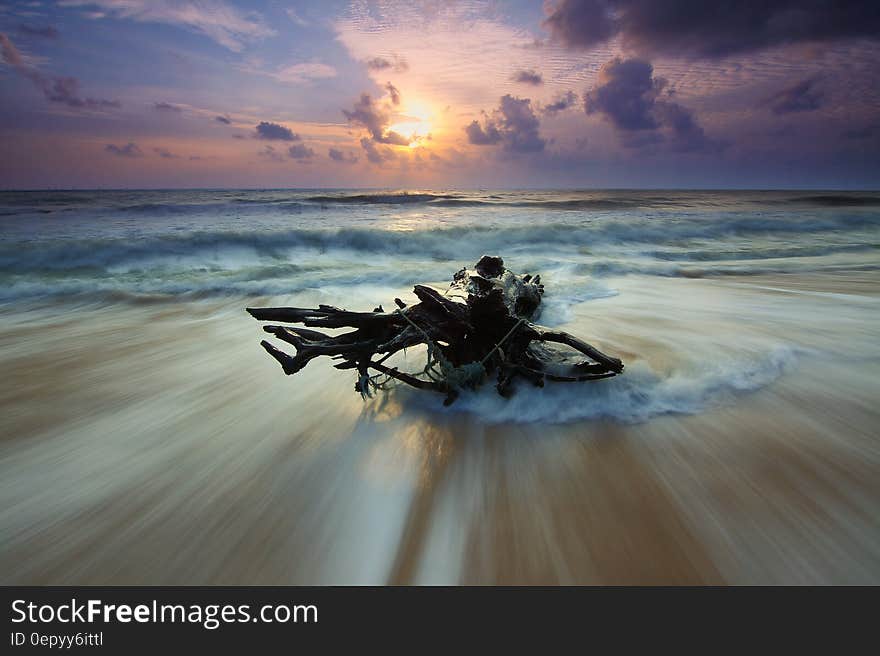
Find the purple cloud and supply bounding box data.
[766,76,824,114]
[328,148,358,164]
[585,57,721,152]
[105,143,143,157]
[154,102,182,113]
[359,137,395,164]
[1,33,119,109]
[365,55,408,73]
[255,121,300,141]
[512,70,543,86]
[543,90,578,115]
[287,144,315,159]
[466,95,546,153]
[343,93,410,145]
[153,147,178,158]
[257,145,285,162]
[544,0,880,58]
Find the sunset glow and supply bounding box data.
[0,1,878,188]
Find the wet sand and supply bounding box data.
[1,272,879,584]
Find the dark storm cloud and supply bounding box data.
[287,144,315,159]
[18,25,59,39]
[154,102,182,113]
[365,55,408,73]
[343,93,410,145]
[215,115,232,124]
[328,148,358,164]
[254,121,300,141]
[543,0,880,58]
[584,58,662,131]
[465,95,546,153]
[105,143,143,157]
[1,33,119,109]
[542,90,578,115]
[513,69,543,85]
[585,57,720,152]
[766,76,824,114]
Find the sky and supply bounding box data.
[1,0,879,189]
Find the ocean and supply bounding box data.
[1,189,879,583]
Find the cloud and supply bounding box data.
[45,76,120,108]
[18,25,59,39]
[59,0,274,52]
[257,145,284,162]
[287,144,315,160]
[153,147,178,158]
[215,115,231,124]
[153,101,181,112]
[273,61,337,85]
[585,57,720,152]
[385,82,401,105]
[1,33,28,68]
[765,76,824,114]
[512,69,543,85]
[543,0,880,58]
[343,93,410,145]
[285,8,309,27]
[365,55,408,73]
[105,142,143,157]
[328,148,359,164]
[543,90,578,115]
[1,33,120,109]
[465,94,546,153]
[465,120,501,145]
[360,137,395,164]
[585,58,662,131]
[254,121,299,141]
[543,0,617,51]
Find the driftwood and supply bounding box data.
[247,255,623,405]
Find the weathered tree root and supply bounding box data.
[247,255,623,404]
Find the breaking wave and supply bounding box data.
[412,345,801,424]
[2,213,877,273]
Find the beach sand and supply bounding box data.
[2,271,878,584]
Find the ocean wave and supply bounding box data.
[411,344,800,424]
[427,198,645,210]
[305,193,458,204]
[647,243,878,262]
[789,194,880,207]
[305,193,662,210]
[583,259,880,278]
[2,211,877,272]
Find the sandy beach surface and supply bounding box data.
[2,270,878,584]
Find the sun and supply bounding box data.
[388,100,435,146]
